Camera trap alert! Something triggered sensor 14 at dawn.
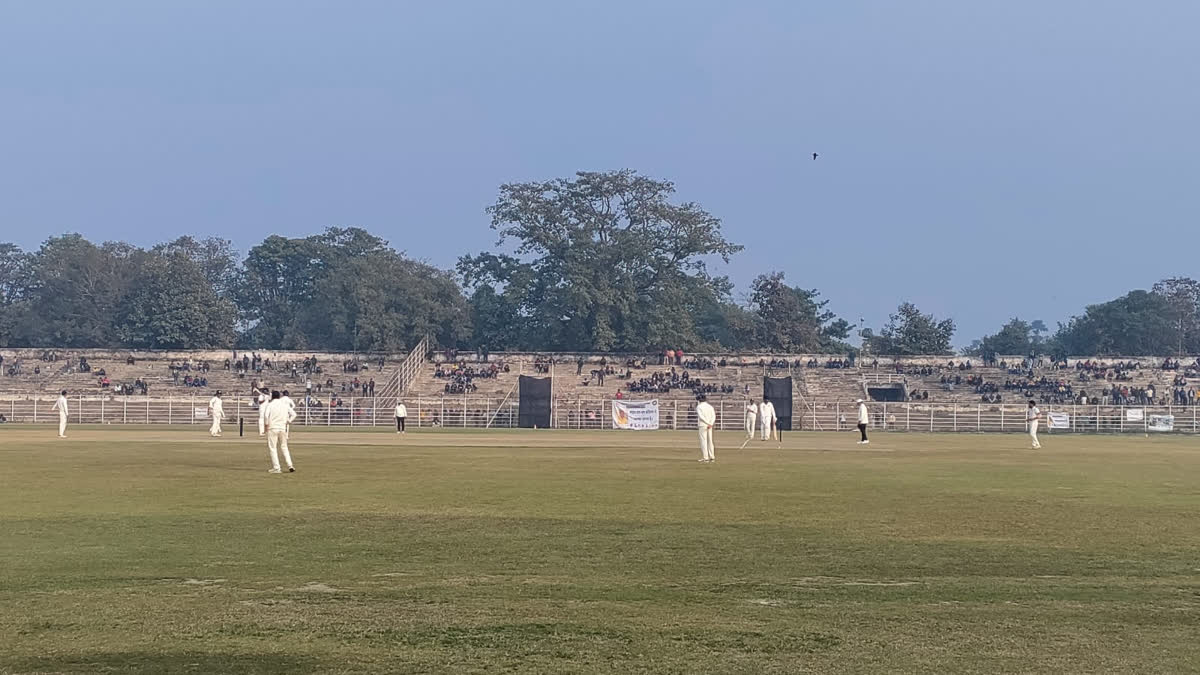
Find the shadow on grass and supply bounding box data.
[2,650,324,675]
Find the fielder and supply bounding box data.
[281,389,296,438]
[744,398,758,439]
[51,389,68,438]
[256,387,269,436]
[759,399,777,441]
[696,394,716,463]
[208,391,225,437]
[1027,400,1041,449]
[264,390,297,474]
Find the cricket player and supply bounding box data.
[759,399,776,441]
[281,389,296,437]
[51,389,68,438]
[1027,400,1041,449]
[744,398,758,439]
[256,387,269,436]
[208,391,225,437]
[855,398,869,444]
[264,390,297,473]
[696,394,716,462]
[395,400,408,433]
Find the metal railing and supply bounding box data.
[373,336,429,403]
[4,395,1200,434]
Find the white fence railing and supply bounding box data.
[3,396,1200,434]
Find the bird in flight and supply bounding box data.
[812,152,819,161]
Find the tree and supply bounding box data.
[1152,277,1200,354]
[747,272,851,352]
[868,302,956,355]
[307,251,470,352]
[21,235,139,347]
[237,227,468,351]
[1051,290,1175,356]
[116,251,237,348]
[965,318,1035,359]
[237,234,327,348]
[154,236,241,298]
[0,243,30,346]
[458,170,742,351]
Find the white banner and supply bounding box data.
[1047,412,1070,429]
[1125,408,1145,422]
[611,399,660,430]
[1148,415,1174,432]
[194,407,208,418]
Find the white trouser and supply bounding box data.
[745,414,757,437]
[760,417,773,440]
[210,415,221,436]
[699,425,715,461]
[267,428,293,470]
[58,414,67,437]
[258,410,266,435]
[1029,420,1040,447]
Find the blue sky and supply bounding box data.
[1,1,1197,345]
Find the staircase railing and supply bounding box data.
[375,335,431,405]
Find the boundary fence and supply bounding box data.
[4,396,1200,434]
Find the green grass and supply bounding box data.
[1,427,1198,674]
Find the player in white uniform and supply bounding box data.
[759,400,776,441]
[1027,400,1041,449]
[51,390,69,438]
[744,399,758,439]
[281,390,296,438]
[696,394,716,462]
[208,392,225,437]
[855,398,870,444]
[256,388,269,436]
[395,401,408,433]
[263,391,297,473]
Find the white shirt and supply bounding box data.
[745,402,758,418]
[257,392,269,414]
[696,401,716,428]
[760,401,776,422]
[209,396,224,417]
[263,398,297,431]
[395,403,408,417]
[281,395,295,411]
[53,395,68,416]
[1027,406,1040,421]
[857,403,869,425]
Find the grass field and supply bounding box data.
[1,426,1198,674]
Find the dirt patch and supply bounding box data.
[746,598,791,607]
[239,599,294,606]
[181,578,226,586]
[292,582,343,593]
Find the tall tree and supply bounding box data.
[1151,277,1200,354]
[868,302,956,355]
[237,234,326,348]
[965,318,1034,359]
[22,235,139,347]
[116,251,237,348]
[238,227,467,351]
[747,272,852,352]
[458,170,742,351]
[0,243,30,346]
[154,236,241,298]
[306,251,470,352]
[1051,290,1176,356]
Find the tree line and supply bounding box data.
[0,170,1193,356]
